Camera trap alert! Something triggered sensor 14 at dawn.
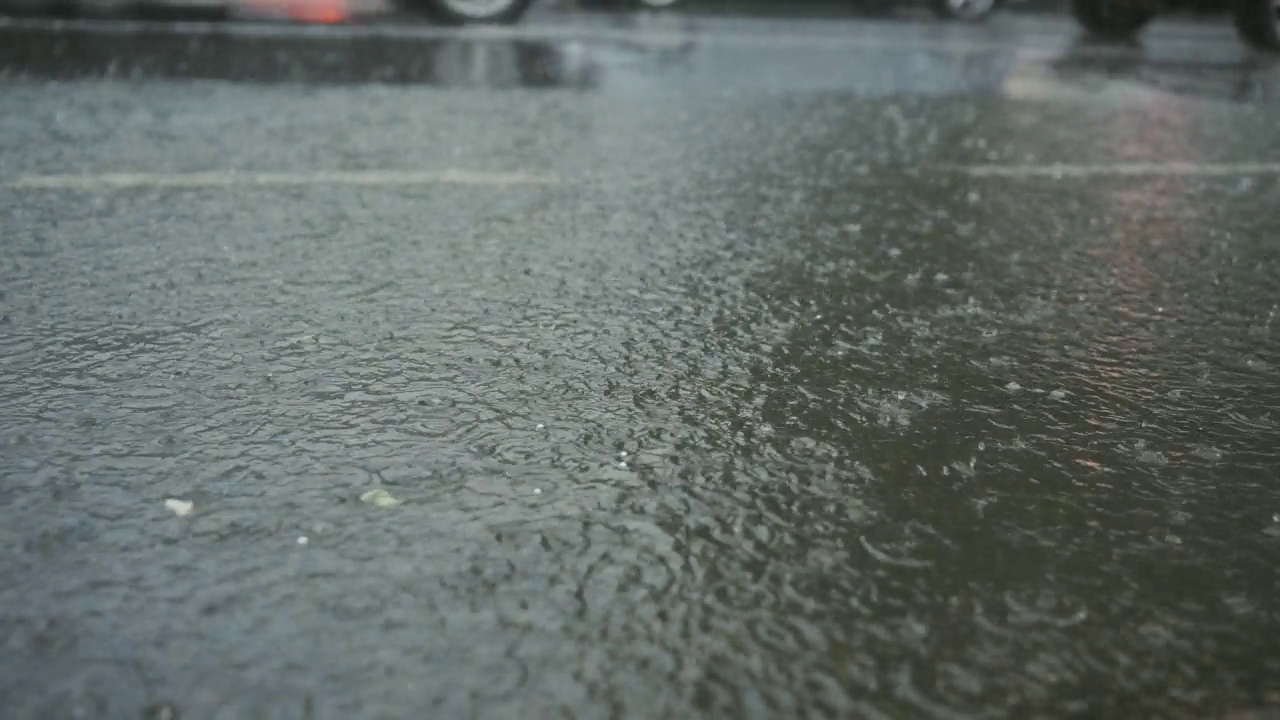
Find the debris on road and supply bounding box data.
[359,488,402,508]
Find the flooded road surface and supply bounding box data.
[1,13,1279,720]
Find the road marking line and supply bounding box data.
[14,164,1274,191]
[951,162,1280,178]
[9,170,561,190]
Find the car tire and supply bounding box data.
[414,0,533,23]
[1069,0,1157,38]
[930,0,1003,21]
[1232,0,1280,52]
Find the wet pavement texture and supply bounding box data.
[2,12,1280,720]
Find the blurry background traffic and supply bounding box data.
[1,0,1277,53]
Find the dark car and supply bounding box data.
[1070,0,1279,51]
[0,0,535,21]
[578,0,1006,21]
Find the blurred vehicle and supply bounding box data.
[403,0,533,22]
[0,0,230,18]
[1070,0,1279,51]
[581,0,1004,20]
[928,0,1003,20]
[0,0,532,21]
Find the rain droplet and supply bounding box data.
[1137,450,1168,466]
[1190,446,1222,462]
[143,703,180,720]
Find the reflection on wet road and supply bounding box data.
[3,14,1280,99]
[1,12,1279,720]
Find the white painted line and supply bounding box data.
[951,162,1280,178]
[9,169,561,190]
[15,163,1273,191]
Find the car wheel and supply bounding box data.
[930,0,1003,21]
[1069,0,1157,38]
[1233,0,1280,51]
[416,0,533,23]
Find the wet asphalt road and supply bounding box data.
[2,10,1280,720]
